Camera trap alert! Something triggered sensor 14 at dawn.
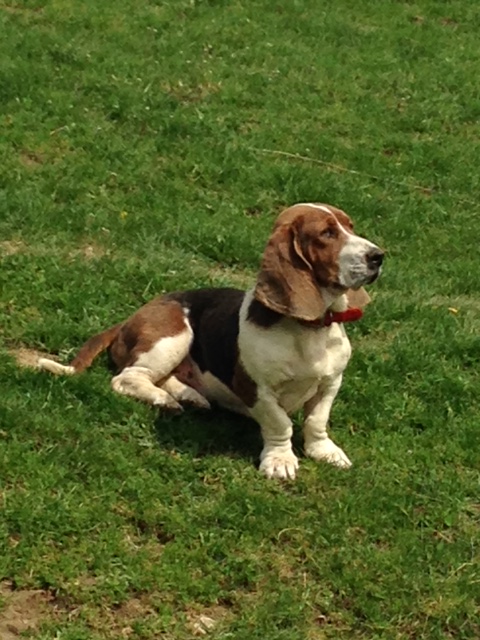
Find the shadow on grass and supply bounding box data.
[153,405,263,462]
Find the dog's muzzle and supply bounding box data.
[366,247,384,283]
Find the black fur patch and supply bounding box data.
[166,288,244,389]
[246,297,282,328]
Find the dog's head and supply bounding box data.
[254,203,384,321]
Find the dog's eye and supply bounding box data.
[321,227,336,239]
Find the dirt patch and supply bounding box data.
[0,582,52,640]
[164,80,222,104]
[19,150,45,168]
[92,596,156,638]
[8,347,56,369]
[186,604,232,636]
[115,597,154,620]
[69,243,109,261]
[1,239,108,262]
[0,241,26,257]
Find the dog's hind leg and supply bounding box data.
[111,325,194,411]
[112,366,184,410]
[159,355,210,409]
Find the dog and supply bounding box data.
[38,202,384,479]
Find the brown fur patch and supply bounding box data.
[255,204,350,321]
[293,211,346,286]
[170,355,205,394]
[71,322,123,372]
[109,297,188,371]
[346,287,371,308]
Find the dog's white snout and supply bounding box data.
[338,235,384,289]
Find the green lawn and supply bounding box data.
[1,0,479,638]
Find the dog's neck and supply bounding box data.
[298,291,362,329]
[318,288,349,313]
[247,289,362,330]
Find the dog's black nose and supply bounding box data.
[367,248,384,269]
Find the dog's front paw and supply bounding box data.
[260,448,299,480]
[305,438,352,469]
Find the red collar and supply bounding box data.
[324,307,363,326]
[300,307,363,328]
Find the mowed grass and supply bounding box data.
[1,0,480,638]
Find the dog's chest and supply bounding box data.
[295,323,351,379]
[276,325,351,412]
[239,317,352,400]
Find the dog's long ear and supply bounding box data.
[346,287,371,308]
[254,221,326,321]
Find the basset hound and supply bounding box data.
[38,203,384,479]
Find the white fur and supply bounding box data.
[112,366,183,410]
[111,325,194,410]
[238,289,352,479]
[303,377,352,468]
[37,358,75,375]
[135,326,193,375]
[299,203,334,214]
[337,225,379,289]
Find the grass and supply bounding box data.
[1,0,480,637]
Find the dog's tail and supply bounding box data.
[38,322,123,376]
